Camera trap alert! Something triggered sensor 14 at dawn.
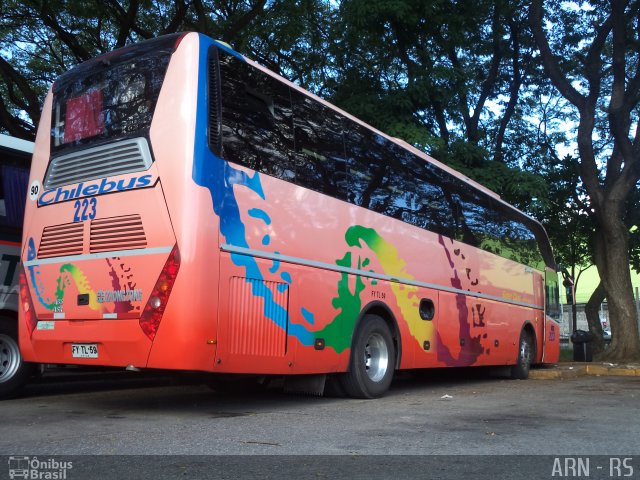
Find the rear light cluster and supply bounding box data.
[139,245,180,340]
[19,267,38,337]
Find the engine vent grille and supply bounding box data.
[44,137,152,189]
[228,277,288,357]
[90,215,147,253]
[38,222,84,258]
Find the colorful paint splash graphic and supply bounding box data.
[317,252,366,353]
[191,36,438,354]
[192,140,316,345]
[436,235,486,365]
[192,138,432,353]
[26,237,103,312]
[344,226,434,346]
[106,257,139,314]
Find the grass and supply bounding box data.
[559,345,574,362]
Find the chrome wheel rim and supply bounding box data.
[519,337,531,369]
[0,333,21,383]
[364,333,389,383]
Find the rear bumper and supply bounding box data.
[20,318,152,368]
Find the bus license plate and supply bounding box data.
[71,343,98,358]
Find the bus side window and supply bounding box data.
[501,213,545,271]
[449,180,545,270]
[449,191,480,248]
[345,126,392,211]
[382,143,422,226]
[218,51,296,182]
[406,152,457,240]
[291,91,348,201]
[0,165,28,249]
[545,269,561,320]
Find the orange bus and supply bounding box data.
[20,32,561,398]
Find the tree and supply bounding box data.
[542,155,592,315]
[321,0,555,211]
[5,0,638,360]
[544,151,640,356]
[0,0,332,140]
[530,0,640,361]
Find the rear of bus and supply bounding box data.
[19,33,217,372]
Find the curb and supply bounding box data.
[529,362,640,380]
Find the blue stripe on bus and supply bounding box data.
[192,35,315,347]
[210,38,245,61]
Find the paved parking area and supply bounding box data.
[1,369,638,456]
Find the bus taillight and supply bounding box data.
[139,246,180,341]
[19,267,37,337]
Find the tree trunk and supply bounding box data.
[584,281,606,357]
[592,220,640,361]
[529,0,640,361]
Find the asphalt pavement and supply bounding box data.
[1,367,638,479]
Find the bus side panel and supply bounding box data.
[205,161,546,373]
[0,241,20,313]
[543,318,561,363]
[280,260,352,373]
[222,172,444,371]
[214,252,297,373]
[145,33,220,371]
[383,285,438,370]
[437,292,518,367]
[189,34,547,376]
[21,93,53,257]
[19,91,50,362]
[212,254,440,374]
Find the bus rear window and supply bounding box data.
[51,34,181,155]
[63,89,104,143]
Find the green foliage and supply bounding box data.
[530,0,640,359]
[4,0,636,306]
[322,0,559,214]
[0,0,555,217]
[0,0,333,137]
[540,154,593,281]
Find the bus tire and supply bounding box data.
[0,321,35,399]
[510,329,532,380]
[340,314,395,399]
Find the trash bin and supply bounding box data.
[571,330,594,362]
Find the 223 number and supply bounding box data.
[73,198,97,222]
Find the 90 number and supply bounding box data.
[29,180,41,201]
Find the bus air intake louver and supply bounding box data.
[208,48,222,155]
[38,222,84,258]
[44,137,152,189]
[90,215,147,253]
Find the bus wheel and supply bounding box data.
[0,321,35,399]
[510,329,532,380]
[340,315,395,399]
